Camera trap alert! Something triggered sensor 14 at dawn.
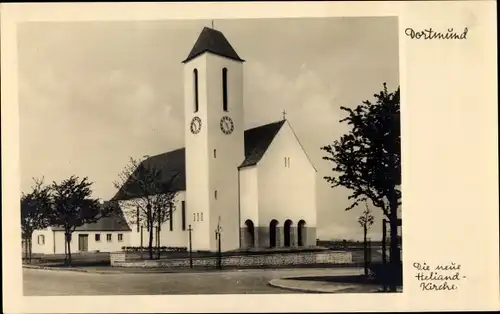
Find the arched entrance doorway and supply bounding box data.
[245,219,255,248]
[297,220,306,247]
[284,219,293,247]
[269,219,279,248]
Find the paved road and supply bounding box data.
[23,267,362,295]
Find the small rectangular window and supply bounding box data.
[214,149,216,158]
[285,157,287,167]
[215,190,218,199]
[38,235,45,245]
[95,234,101,242]
[196,213,200,221]
[193,213,196,222]
[106,234,112,242]
[288,157,290,168]
[201,212,203,221]
[118,234,123,242]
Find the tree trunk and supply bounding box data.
[389,199,400,292]
[28,238,32,264]
[147,206,153,260]
[23,238,28,261]
[68,239,72,267]
[148,218,154,260]
[363,225,368,276]
[157,225,161,260]
[140,226,144,260]
[65,232,72,266]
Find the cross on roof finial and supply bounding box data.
[282,110,287,121]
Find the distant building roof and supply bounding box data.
[112,120,285,201]
[182,27,244,63]
[51,201,131,232]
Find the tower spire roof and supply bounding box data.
[182,27,245,63]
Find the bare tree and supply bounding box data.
[358,201,374,276]
[113,157,180,260]
[20,177,52,263]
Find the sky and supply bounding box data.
[18,17,399,241]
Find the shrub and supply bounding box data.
[121,246,187,253]
[368,262,403,286]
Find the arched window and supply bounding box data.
[222,68,228,111]
[269,219,279,248]
[245,220,255,248]
[284,219,293,247]
[298,220,306,247]
[193,69,199,112]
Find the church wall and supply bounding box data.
[239,166,259,224]
[184,54,212,251]
[204,53,244,252]
[239,166,259,248]
[120,192,188,249]
[256,121,317,247]
[305,227,317,246]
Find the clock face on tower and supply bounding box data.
[190,116,202,134]
[220,116,234,135]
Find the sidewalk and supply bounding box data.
[22,264,229,274]
[268,276,401,293]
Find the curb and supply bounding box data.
[267,278,381,294]
[22,264,93,273]
[267,280,332,294]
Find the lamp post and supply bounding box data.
[215,217,222,270]
[188,224,193,268]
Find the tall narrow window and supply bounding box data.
[197,213,200,221]
[288,157,291,168]
[181,201,186,231]
[169,205,173,231]
[201,212,203,221]
[193,213,196,222]
[222,68,228,111]
[285,157,287,167]
[193,69,199,113]
[214,149,217,158]
[215,190,218,200]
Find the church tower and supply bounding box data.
[182,27,245,251]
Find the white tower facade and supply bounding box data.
[183,27,245,251]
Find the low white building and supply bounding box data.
[30,202,131,254]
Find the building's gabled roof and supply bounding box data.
[239,120,286,168]
[112,120,285,200]
[182,27,244,63]
[51,201,131,232]
[112,148,186,201]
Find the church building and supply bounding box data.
[113,26,318,252]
